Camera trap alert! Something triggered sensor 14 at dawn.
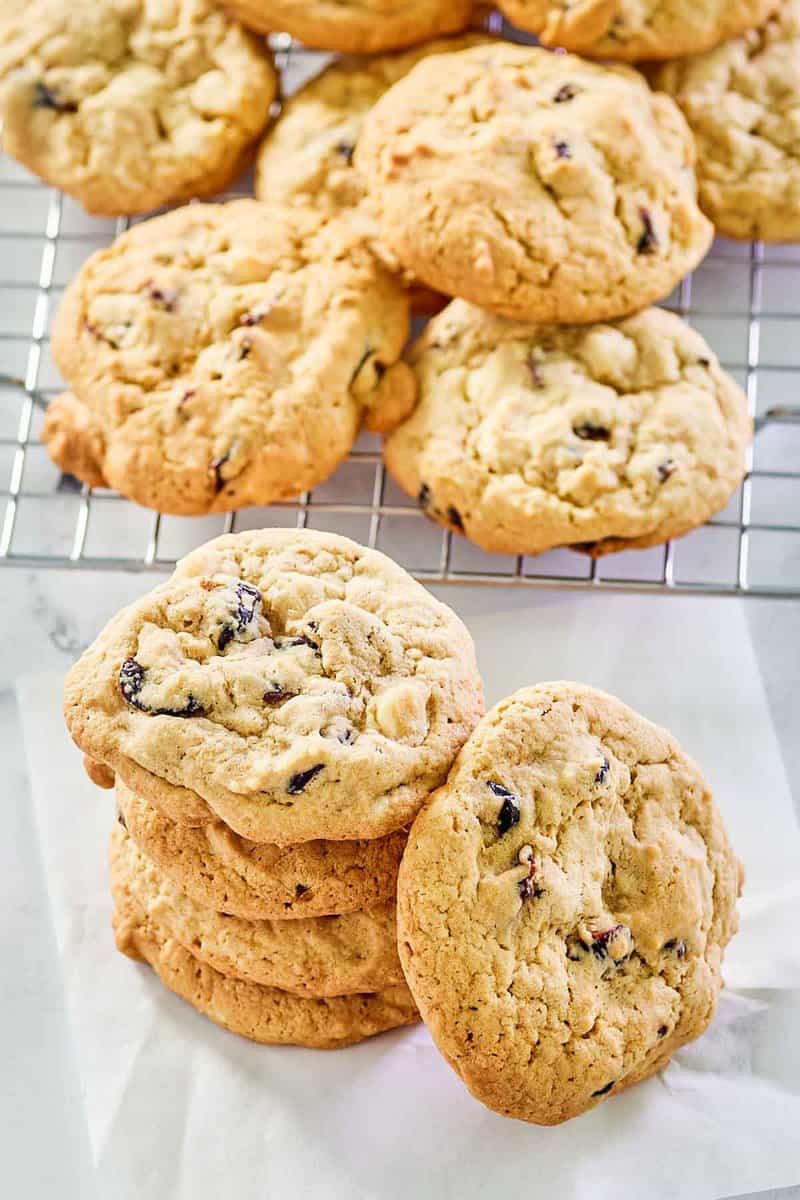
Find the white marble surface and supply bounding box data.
[1,568,798,1199]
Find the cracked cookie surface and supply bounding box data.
[111,823,404,995]
[397,682,742,1124]
[0,0,276,216]
[113,883,419,1048]
[384,302,751,557]
[497,0,779,61]
[656,1,800,242]
[47,200,415,514]
[220,0,473,51]
[355,43,713,324]
[65,528,484,843]
[117,780,406,919]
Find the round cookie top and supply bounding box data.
[220,0,474,51]
[655,1,800,243]
[0,0,277,216]
[49,200,415,514]
[397,683,743,1125]
[384,302,751,557]
[117,781,406,920]
[497,0,780,62]
[65,529,484,843]
[111,823,404,996]
[355,43,714,324]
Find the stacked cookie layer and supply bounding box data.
[67,529,484,1046]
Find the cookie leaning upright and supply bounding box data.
[656,0,800,243]
[45,201,415,514]
[218,0,474,51]
[64,529,484,843]
[398,683,742,1125]
[384,302,752,556]
[355,44,714,324]
[496,0,780,61]
[0,0,277,216]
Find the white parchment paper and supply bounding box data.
[17,593,800,1200]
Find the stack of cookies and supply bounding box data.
[65,528,485,1048]
[64,526,743,1125]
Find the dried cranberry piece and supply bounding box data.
[592,1081,615,1097]
[591,924,626,958]
[489,781,520,835]
[637,208,659,255]
[574,422,610,441]
[663,938,686,958]
[595,758,610,784]
[553,83,577,103]
[447,505,464,531]
[554,139,572,159]
[336,141,355,163]
[119,658,146,709]
[210,450,230,493]
[147,285,179,312]
[235,581,261,628]
[287,764,324,794]
[526,354,544,388]
[275,634,319,652]
[33,81,77,113]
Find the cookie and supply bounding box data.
[110,823,403,996]
[0,0,277,216]
[397,682,743,1124]
[355,43,713,324]
[384,302,751,557]
[255,33,489,310]
[497,1,780,62]
[219,0,473,52]
[655,2,800,243]
[47,201,415,514]
[114,887,419,1048]
[64,528,484,843]
[117,781,406,920]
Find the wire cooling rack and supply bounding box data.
[1,25,799,596]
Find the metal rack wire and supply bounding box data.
[1,29,799,596]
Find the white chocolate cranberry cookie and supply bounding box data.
[384,302,751,557]
[0,0,276,215]
[355,43,713,324]
[47,201,415,514]
[64,529,484,843]
[398,683,743,1124]
[656,1,800,242]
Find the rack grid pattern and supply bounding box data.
[1,27,799,596]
